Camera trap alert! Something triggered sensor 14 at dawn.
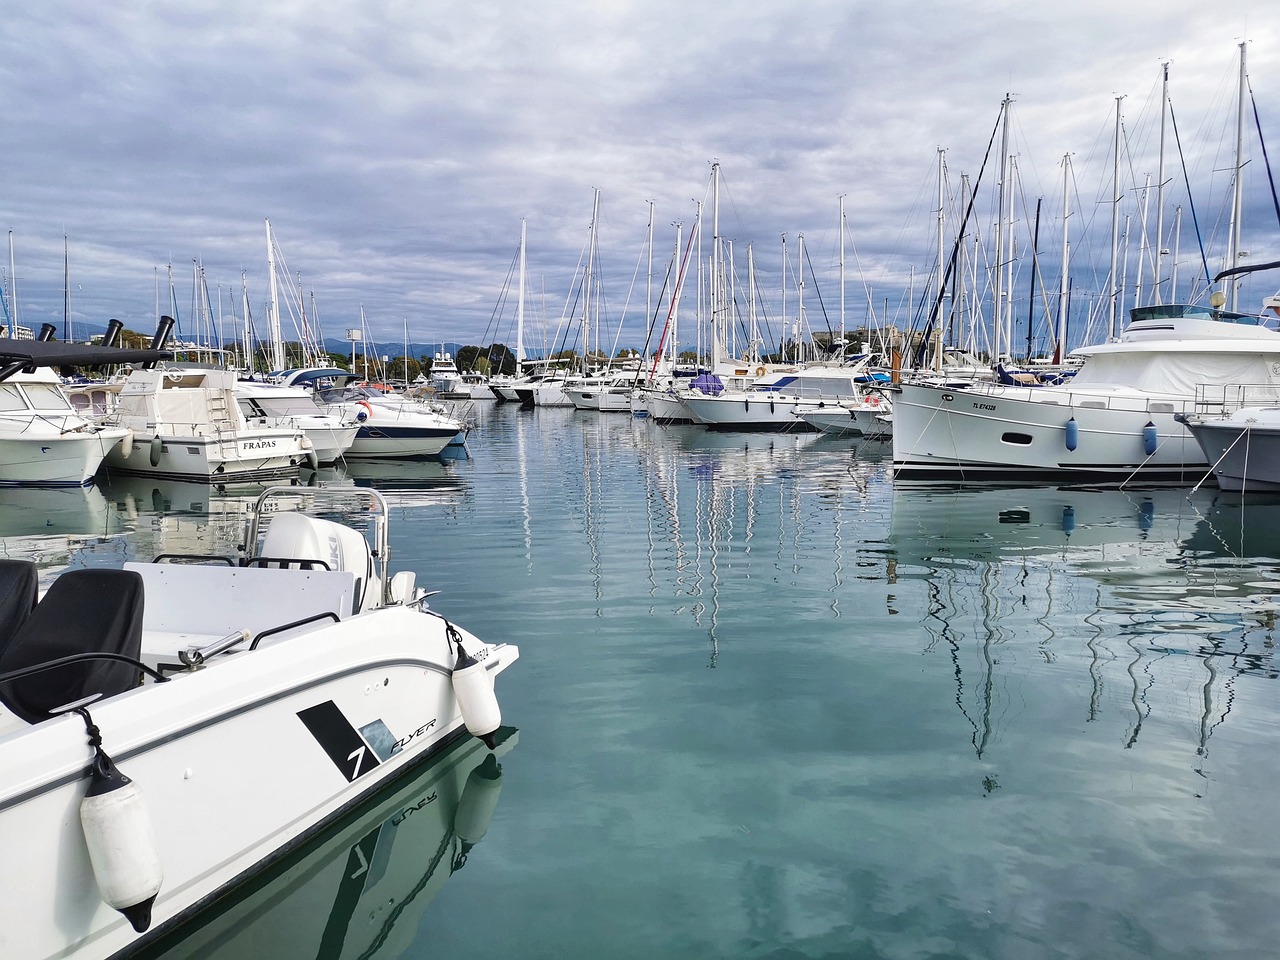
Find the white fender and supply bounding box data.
[451,642,501,748]
[118,429,134,460]
[80,756,163,933]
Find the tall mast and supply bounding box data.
[265,218,284,371]
[1226,41,1247,312]
[710,162,723,367]
[935,147,945,361]
[1057,153,1072,364]
[63,235,70,341]
[993,96,1011,363]
[1108,95,1123,339]
[796,233,805,360]
[516,218,526,367]
[6,231,16,338]
[1153,62,1169,304]
[838,193,846,356]
[748,242,757,360]
[584,188,600,372]
[645,200,654,362]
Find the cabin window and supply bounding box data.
[1001,432,1033,445]
[1149,402,1175,413]
[21,383,75,411]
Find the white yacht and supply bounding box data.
[282,368,464,459]
[892,303,1280,482]
[102,366,314,482]
[235,380,359,464]
[679,361,879,431]
[0,339,170,487]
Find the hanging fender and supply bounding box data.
[355,400,373,422]
[1064,417,1078,452]
[76,711,163,933]
[448,627,501,749]
[1142,421,1158,456]
[148,437,163,467]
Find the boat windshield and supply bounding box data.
[1129,304,1268,326]
[24,383,76,411]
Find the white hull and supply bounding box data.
[1181,410,1280,492]
[104,428,312,482]
[531,382,573,407]
[680,393,812,430]
[644,390,694,424]
[0,427,125,486]
[891,381,1206,481]
[144,731,515,958]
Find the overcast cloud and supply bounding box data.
[2,1,1277,355]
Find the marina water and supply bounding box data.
[8,403,1280,959]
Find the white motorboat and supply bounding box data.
[891,303,1280,482]
[0,339,169,487]
[680,362,878,431]
[102,366,314,482]
[235,380,359,464]
[1178,405,1280,492]
[798,396,893,439]
[0,485,518,960]
[281,369,464,459]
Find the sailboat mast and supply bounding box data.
[993,96,1011,363]
[1057,154,1071,363]
[1108,95,1123,339]
[516,218,526,368]
[935,148,945,367]
[62,235,70,341]
[1227,41,1247,312]
[838,193,846,357]
[1153,62,1169,304]
[711,162,723,367]
[584,188,600,372]
[265,218,284,371]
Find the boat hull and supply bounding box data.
[1182,413,1280,492]
[0,427,126,487]
[891,381,1208,482]
[0,604,517,960]
[103,429,311,482]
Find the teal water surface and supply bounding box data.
[9,403,1280,960]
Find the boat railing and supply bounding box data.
[1193,382,1280,414]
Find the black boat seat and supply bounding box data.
[0,569,145,724]
[0,560,38,655]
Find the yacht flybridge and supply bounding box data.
[0,486,518,960]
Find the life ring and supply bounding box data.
[755,366,767,377]
[869,395,880,406]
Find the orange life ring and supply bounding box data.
[755,366,767,377]
[869,395,880,406]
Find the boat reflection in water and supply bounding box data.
[888,482,1280,612]
[887,483,1280,761]
[138,728,516,960]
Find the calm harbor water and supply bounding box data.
[8,404,1280,959]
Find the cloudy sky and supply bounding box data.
[2,1,1277,356]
